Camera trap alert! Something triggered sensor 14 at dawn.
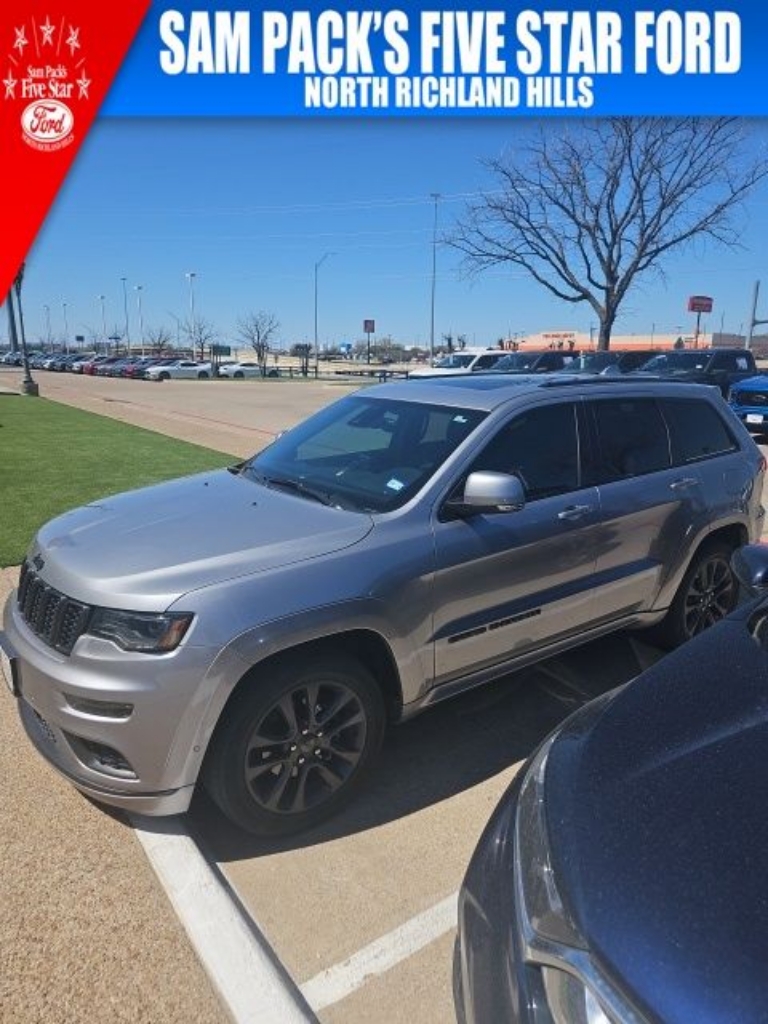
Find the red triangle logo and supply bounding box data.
[0,1,150,302]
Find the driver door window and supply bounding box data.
[466,402,580,500]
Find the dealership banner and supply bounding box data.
[1,0,767,301]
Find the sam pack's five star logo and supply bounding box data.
[3,15,91,152]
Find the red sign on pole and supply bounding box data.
[363,319,375,333]
[687,295,714,313]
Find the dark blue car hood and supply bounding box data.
[546,611,768,1024]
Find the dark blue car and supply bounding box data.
[454,543,768,1024]
[730,374,768,434]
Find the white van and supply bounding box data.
[408,348,507,377]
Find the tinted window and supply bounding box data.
[250,396,486,512]
[466,403,579,501]
[661,398,737,464]
[589,399,670,481]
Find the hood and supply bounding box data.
[31,469,373,610]
[546,614,768,1024]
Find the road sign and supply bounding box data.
[688,295,713,313]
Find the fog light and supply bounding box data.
[64,734,137,779]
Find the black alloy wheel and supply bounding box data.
[204,652,386,835]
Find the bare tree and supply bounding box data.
[452,118,768,349]
[144,325,174,354]
[236,311,280,376]
[183,316,217,361]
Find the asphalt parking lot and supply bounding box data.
[0,366,762,1022]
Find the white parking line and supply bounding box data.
[300,892,458,1012]
[130,814,316,1024]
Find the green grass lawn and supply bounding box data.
[0,396,235,567]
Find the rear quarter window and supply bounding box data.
[661,398,737,464]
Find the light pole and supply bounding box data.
[43,304,51,348]
[13,265,38,395]
[429,192,441,364]
[314,252,334,375]
[746,280,768,351]
[98,295,107,350]
[134,285,145,355]
[120,277,130,354]
[186,271,197,358]
[62,301,69,352]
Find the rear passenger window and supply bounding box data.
[589,399,671,481]
[661,398,737,464]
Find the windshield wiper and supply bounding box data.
[252,471,338,507]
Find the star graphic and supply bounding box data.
[13,26,28,54]
[3,70,17,98]
[76,70,90,99]
[40,18,56,46]
[65,25,80,55]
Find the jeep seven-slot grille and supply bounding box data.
[17,561,92,655]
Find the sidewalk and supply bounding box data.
[0,566,229,1024]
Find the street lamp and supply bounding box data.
[13,264,38,396]
[120,277,130,354]
[314,252,335,374]
[98,295,107,350]
[430,192,442,364]
[134,285,145,355]
[186,272,197,358]
[62,301,69,353]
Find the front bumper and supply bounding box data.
[1,588,239,816]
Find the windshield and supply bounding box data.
[432,353,476,369]
[494,352,540,370]
[640,352,708,372]
[560,352,616,372]
[244,395,486,512]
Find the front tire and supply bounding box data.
[654,540,739,649]
[198,370,209,379]
[203,652,386,836]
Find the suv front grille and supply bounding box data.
[17,561,92,655]
[734,390,768,406]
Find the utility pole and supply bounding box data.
[429,193,440,365]
[746,280,768,351]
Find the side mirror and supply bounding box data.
[445,471,526,517]
[732,544,768,594]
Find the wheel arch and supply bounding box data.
[219,629,404,731]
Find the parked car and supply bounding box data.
[490,349,581,373]
[145,359,213,381]
[635,347,759,397]
[218,361,264,379]
[454,542,768,1024]
[80,355,111,375]
[69,354,99,373]
[728,373,768,434]
[408,348,509,377]
[1,376,764,837]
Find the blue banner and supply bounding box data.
[103,1,767,117]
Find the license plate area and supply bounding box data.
[747,414,765,424]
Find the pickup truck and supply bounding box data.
[636,348,759,397]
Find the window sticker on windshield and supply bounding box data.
[452,415,468,424]
[387,478,405,491]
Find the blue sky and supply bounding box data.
[7,117,768,351]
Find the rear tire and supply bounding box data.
[198,370,209,379]
[234,371,244,379]
[203,651,386,836]
[652,540,739,649]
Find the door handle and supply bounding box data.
[558,504,592,521]
[670,477,698,490]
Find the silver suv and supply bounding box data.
[2,376,764,835]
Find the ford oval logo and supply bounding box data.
[21,101,74,146]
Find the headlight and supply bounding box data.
[87,609,193,653]
[514,697,645,1024]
